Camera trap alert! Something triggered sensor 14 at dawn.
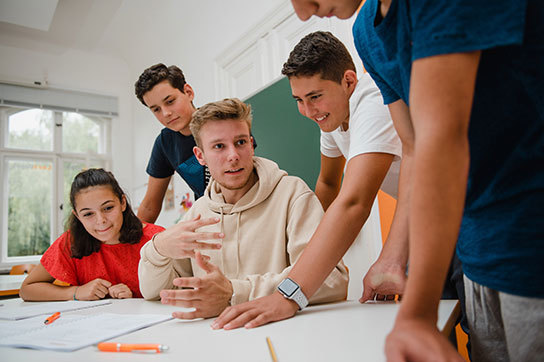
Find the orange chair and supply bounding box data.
[9,264,36,275]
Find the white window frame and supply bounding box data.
[0,105,112,271]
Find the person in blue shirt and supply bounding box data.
[134,64,210,223]
[216,1,544,361]
[134,64,256,223]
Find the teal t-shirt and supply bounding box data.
[353,0,544,297]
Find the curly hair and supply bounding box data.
[134,63,187,106]
[282,31,356,83]
[67,168,142,259]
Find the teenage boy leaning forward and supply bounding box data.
[289,1,544,362]
[214,31,403,329]
[134,64,207,223]
[134,64,256,223]
[138,98,348,319]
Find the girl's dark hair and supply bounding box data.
[67,168,143,259]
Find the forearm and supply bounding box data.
[137,200,161,223]
[288,199,372,298]
[20,282,77,301]
[315,179,340,211]
[399,136,469,323]
[379,151,412,267]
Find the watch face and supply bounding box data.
[278,278,299,297]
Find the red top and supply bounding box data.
[41,223,164,298]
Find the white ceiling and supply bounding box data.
[0,0,287,69]
[0,0,59,31]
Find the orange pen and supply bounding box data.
[44,312,61,325]
[97,342,169,353]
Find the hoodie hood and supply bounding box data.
[205,156,286,214]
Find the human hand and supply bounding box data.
[153,214,224,259]
[385,318,464,362]
[360,258,406,302]
[211,291,299,330]
[108,283,133,299]
[160,251,233,319]
[76,278,112,300]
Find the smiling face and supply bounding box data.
[290,0,362,20]
[142,80,196,135]
[73,185,127,245]
[193,119,256,204]
[290,72,356,132]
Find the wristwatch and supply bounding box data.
[277,278,308,310]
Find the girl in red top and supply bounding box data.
[20,168,164,301]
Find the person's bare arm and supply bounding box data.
[213,152,394,329]
[137,175,171,223]
[19,263,78,301]
[361,100,413,301]
[386,51,480,362]
[315,154,346,211]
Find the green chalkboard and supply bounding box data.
[245,77,321,190]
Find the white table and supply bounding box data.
[0,298,459,362]
[0,275,27,297]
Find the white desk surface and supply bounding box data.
[0,275,27,292]
[0,298,458,362]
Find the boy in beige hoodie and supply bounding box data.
[138,98,348,320]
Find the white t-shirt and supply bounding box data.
[320,73,402,198]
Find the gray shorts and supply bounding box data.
[463,274,544,362]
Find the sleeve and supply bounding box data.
[138,220,193,300]
[320,131,343,158]
[40,233,79,285]
[229,187,348,305]
[352,7,400,105]
[146,132,175,178]
[411,0,526,60]
[347,78,402,162]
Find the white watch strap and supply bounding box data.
[292,288,309,310]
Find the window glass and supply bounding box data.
[62,112,101,153]
[7,159,52,257]
[7,109,54,151]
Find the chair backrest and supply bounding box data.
[10,264,36,275]
[377,190,397,245]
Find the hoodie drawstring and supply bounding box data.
[236,212,241,277]
[219,206,241,278]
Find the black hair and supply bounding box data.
[134,63,187,106]
[67,168,143,258]
[282,31,356,83]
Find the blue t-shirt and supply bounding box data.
[146,128,209,199]
[354,0,544,298]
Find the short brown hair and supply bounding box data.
[282,31,356,83]
[190,98,252,148]
[134,63,187,106]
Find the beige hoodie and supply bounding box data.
[139,157,348,305]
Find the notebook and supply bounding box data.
[0,300,111,320]
[0,312,173,351]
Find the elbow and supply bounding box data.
[18,286,31,301]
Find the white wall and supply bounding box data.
[0,43,134,194]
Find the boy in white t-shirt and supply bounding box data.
[213,31,403,330]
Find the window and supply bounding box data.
[0,106,112,268]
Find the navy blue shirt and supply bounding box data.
[146,128,209,199]
[354,0,544,297]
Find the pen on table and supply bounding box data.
[266,337,278,362]
[97,342,169,353]
[44,311,60,325]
